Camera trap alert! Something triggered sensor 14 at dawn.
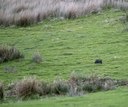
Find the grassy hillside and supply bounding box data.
[0,1,128,106]
[0,9,128,83]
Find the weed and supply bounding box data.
[50,78,69,95]
[2,73,128,100]
[32,52,42,63]
[0,45,24,63]
[15,76,42,99]
[36,81,50,96]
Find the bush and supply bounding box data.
[0,83,4,100]
[82,84,98,92]
[6,82,17,98]
[15,77,42,99]
[50,78,69,95]
[36,81,51,96]
[13,74,119,99]
[0,45,24,63]
[68,80,84,97]
[32,53,42,63]
[3,73,128,100]
[69,73,116,93]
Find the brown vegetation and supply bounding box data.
[0,0,128,26]
[0,45,24,63]
[3,73,127,100]
[15,77,42,98]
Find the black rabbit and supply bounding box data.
[95,59,102,64]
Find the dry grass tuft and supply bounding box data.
[69,73,116,93]
[0,45,24,63]
[15,77,42,99]
[0,0,128,26]
[32,52,43,64]
[50,78,69,95]
[14,77,55,99]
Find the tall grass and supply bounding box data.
[3,73,128,100]
[15,76,43,99]
[0,45,24,63]
[0,0,128,26]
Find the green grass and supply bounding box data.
[1,87,128,107]
[0,9,128,83]
[0,9,128,107]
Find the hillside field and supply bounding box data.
[0,9,128,82]
[0,9,128,107]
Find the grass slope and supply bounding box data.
[0,9,128,83]
[1,87,128,107]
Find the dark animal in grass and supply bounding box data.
[95,59,102,64]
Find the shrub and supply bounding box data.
[0,83,4,100]
[3,73,128,100]
[6,82,17,98]
[32,53,42,63]
[0,45,24,63]
[100,78,115,90]
[82,84,99,92]
[15,77,42,99]
[36,81,51,96]
[69,73,116,93]
[50,78,69,95]
[68,80,84,96]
